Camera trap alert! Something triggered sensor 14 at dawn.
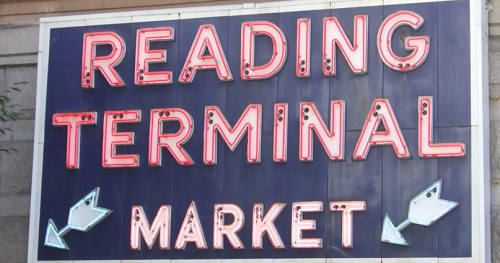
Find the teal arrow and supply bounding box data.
[381,180,458,246]
[44,187,112,250]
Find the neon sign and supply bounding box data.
[81,11,428,90]
[56,10,462,169]
[29,0,488,262]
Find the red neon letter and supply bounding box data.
[130,205,171,250]
[273,103,288,162]
[323,15,367,76]
[299,101,345,161]
[52,112,97,169]
[241,21,287,80]
[353,99,409,159]
[296,18,311,78]
[291,201,323,248]
[252,203,286,249]
[204,105,262,165]
[174,201,208,250]
[149,108,194,166]
[377,11,429,72]
[178,24,232,83]
[135,27,174,85]
[82,32,126,88]
[418,96,465,157]
[213,204,245,249]
[102,110,141,168]
[330,201,366,248]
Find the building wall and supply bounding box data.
[490,0,500,261]
[0,0,498,262]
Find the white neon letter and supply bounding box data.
[297,18,311,78]
[102,110,141,168]
[135,27,174,85]
[291,201,323,248]
[252,203,286,249]
[175,201,207,250]
[353,99,409,159]
[82,32,126,88]
[299,101,345,161]
[213,204,245,249]
[323,15,367,76]
[241,21,287,80]
[273,103,288,162]
[130,205,171,250]
[377,11,429,72]
[179,24,232,83]
[204,105,262,165]
[418,96,465,158]
[330,201,366,248]
[149,108,194,166]
[52,112,97,169]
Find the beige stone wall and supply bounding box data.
[491,0,500,36]
[0,0,498,262]
[490,0,500,261]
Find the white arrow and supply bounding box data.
[381,180,458,246]
[44,187,112,250]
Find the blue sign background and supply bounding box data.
[38,0,471,260]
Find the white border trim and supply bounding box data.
[28,20,50,263]
[28,258,475,263]
[470,0,490,262]
[29,0,489,262]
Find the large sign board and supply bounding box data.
[28,0,489,262]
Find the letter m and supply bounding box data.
[203,105,262,165]
[130,205,171,250]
